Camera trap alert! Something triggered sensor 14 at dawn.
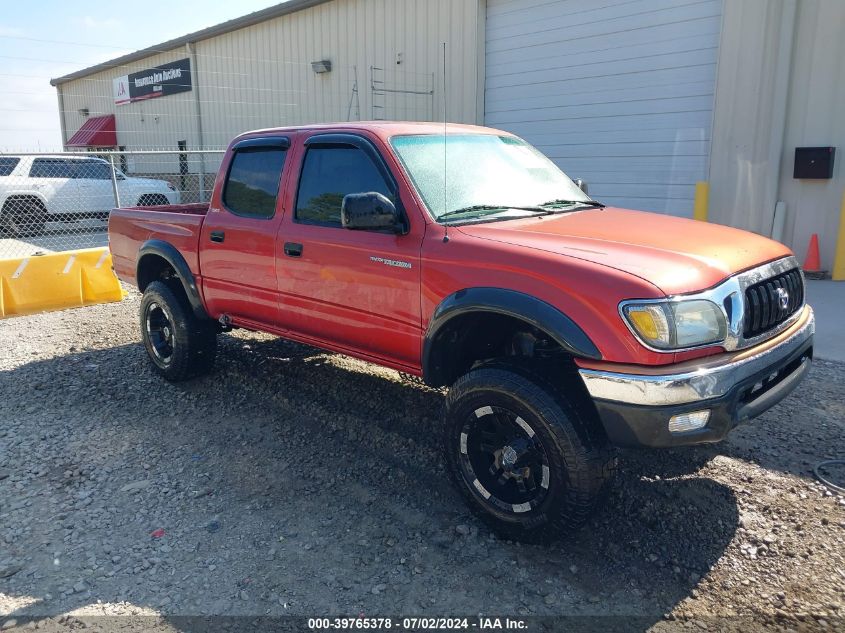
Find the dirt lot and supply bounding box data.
[1,292,843,631]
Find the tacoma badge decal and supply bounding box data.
[370,256,412,269]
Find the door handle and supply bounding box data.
[210,230,225,243]
[284,242,303,257]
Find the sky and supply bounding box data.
[0,0,284,150]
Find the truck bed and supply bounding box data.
[108,203,210,286]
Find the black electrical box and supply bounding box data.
[794,146,835,179]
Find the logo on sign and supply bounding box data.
[113,75,130,105]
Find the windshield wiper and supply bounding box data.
[438,204,547,222]
[538,198,605,210]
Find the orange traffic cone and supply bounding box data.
[802,233,824,278]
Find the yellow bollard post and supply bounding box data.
[693,181,709,222]
[833,190,845,281]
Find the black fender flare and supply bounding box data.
[137,239,210,320]
[422,287,601,385]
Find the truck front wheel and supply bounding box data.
[443,364,616,543]
[139,281,217,381]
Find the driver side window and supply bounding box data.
[295,146,392,226]
[75,160,112,180]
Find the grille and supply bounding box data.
[743,268,804,338]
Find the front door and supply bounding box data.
[74,159,115,214]
[276,133,424,369]
[199,136,291,329]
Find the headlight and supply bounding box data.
[622,299,727,350]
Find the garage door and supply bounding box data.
[484,0,722,216]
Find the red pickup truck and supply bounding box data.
[109,122,814,542]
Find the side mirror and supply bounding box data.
[341,192,401,232]
[574,178,589,194]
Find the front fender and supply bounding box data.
[422,287,601,384]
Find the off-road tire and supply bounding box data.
[140,280,217,381]
[1,198,47,237]
[443,362,617,543]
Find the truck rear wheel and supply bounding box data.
[443,363,616,543]
[140,281,217,381]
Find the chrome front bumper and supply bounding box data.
[578,306,814,447]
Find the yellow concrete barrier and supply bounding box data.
[693,181,709,222]
[0,247,125,319]
[833,190,845,281]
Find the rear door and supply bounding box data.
[275,132,424,368]
[199,136,291,329]
[28,158,79,215]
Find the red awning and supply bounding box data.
[66,114,116,148]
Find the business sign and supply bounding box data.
[113,58,192,106]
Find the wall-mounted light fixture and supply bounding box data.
[78,108,89,117]
[311,60,332,74]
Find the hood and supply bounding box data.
[457,208,792,295]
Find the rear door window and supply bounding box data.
[0,157,19,176]
[222,147,287,218]
[30,158,75,179]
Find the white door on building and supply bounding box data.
[484,0,723,217]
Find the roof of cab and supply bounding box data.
[234,121,513,142]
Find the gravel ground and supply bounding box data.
[1,291,843,631]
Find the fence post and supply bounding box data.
[198,156,206,203]
[108,154,122,209]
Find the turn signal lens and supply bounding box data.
[623,304,671,348]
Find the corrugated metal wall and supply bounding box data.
[195,0,481,147]
[484,0,723,216]
[709,0,845,268]
[58,0,483,173]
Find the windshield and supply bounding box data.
[390,134,591,221]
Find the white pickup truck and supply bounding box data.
[0,155,180,236]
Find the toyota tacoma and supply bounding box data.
[108,122,814,542]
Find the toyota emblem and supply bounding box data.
[776,287,789,311]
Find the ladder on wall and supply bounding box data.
[370,66,435,121]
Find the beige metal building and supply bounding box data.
[52,0,483,152]
[51,0,845,272]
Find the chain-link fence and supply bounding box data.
[0,149,225,259]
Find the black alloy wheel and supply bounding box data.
[458,404,551,515]
[144,301,175,367]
